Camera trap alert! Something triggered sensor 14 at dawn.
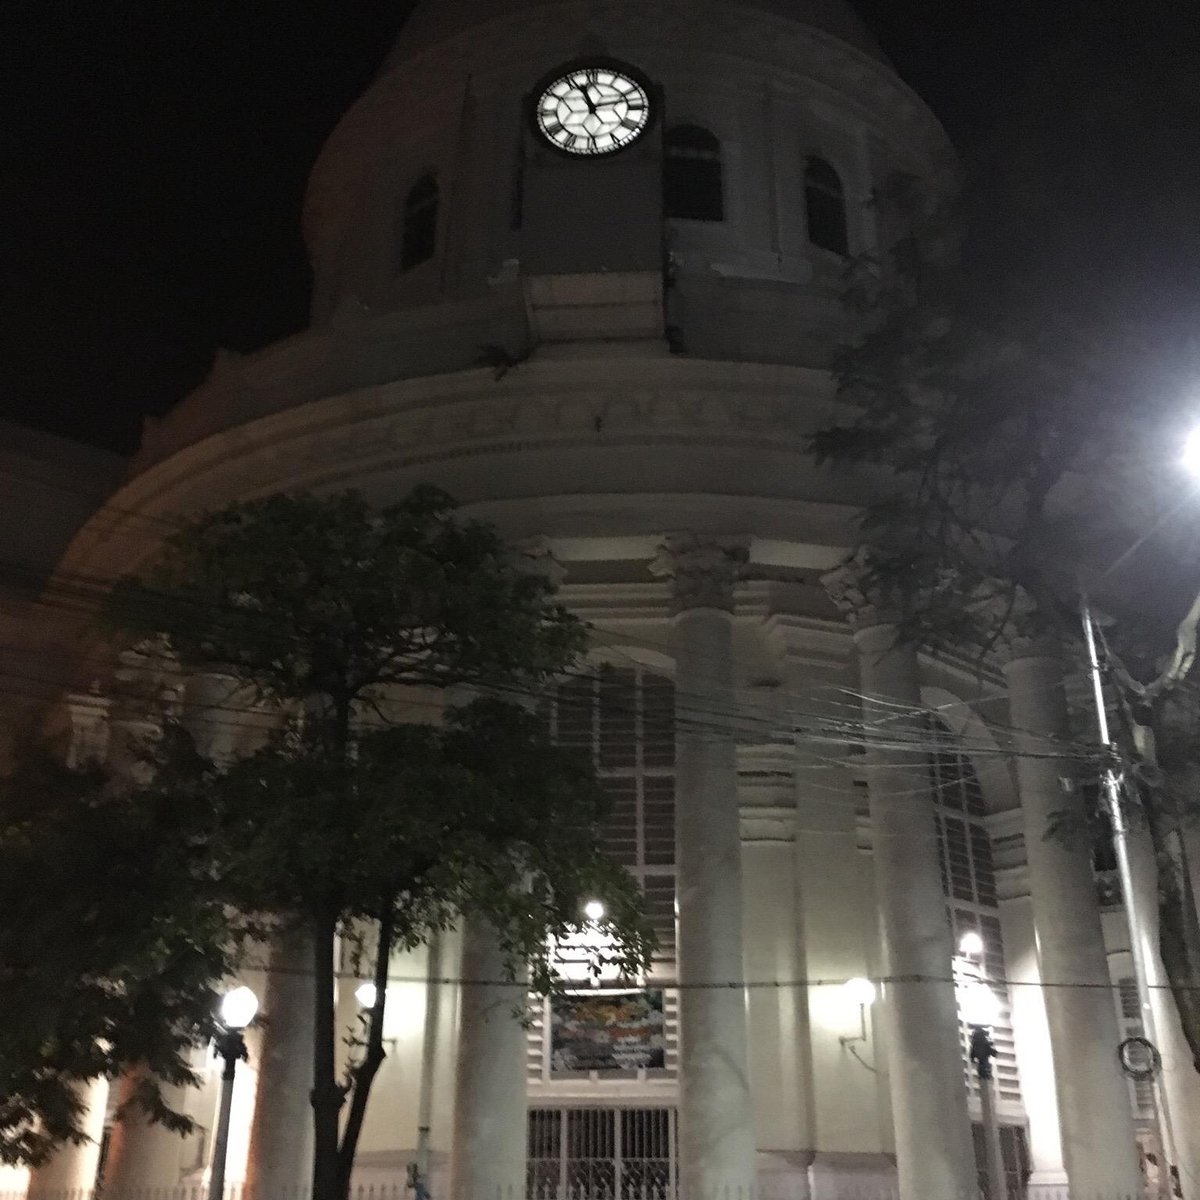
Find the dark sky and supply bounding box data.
[4,0,1199,454]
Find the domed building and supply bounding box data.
[18,2,1200,1198]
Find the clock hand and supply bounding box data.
[580,84,597,114]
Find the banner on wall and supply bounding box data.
[550,989,666,1072]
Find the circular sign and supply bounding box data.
[1118,1036,1162,1080]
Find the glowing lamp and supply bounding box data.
[841,976,877,1008]
[219,985,259,1031]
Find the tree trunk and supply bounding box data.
[336,908,395,1200]
[310,906,343,1200]
[1129,715,1200,1073]
[1143,790,1200,1071]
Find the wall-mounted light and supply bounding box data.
[839,976,877,1056]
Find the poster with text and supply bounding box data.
[550,989,666,1072]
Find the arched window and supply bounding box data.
[664,125,723,222]
[804,156,848,255]
[398,173,438,271]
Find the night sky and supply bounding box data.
[4,0,1200,454]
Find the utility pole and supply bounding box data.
[1081,595,1177,1198]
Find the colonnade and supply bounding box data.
[23,547,1199,1200]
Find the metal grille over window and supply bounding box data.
[530,667,678,1085]
[927,717,1025,1118]
[664,126,723,222]
[528,1106,677,1200]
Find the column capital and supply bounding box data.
[998,594,1065,664]
[513,535,567,589]
[820,553,899,632]
[650,533,748,613]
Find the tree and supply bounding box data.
[109,486,653,1200]
[811,173,1200,1067]
[0,740,250,1166]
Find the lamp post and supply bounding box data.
[960,979,1006,1200]
[1080,596,1177,1197]
[209,985,259,1200]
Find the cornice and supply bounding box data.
[59,359,843,584]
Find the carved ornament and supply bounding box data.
[649,533,748,613]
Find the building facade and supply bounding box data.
[15,2,1200,1198]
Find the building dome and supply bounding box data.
[389,0,886,64]
[136,0,952,468]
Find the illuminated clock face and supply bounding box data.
[536,67,650,156]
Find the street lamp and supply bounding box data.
[208,985,258,1200]
[584,899,605,922]
[959,980,1006,1200]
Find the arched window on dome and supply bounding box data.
[804,156,848,255]
[398,173,439,272]
[664,125,723,222]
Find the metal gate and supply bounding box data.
[527,1107,677,1200]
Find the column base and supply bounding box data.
[1025,1167,1070,1198]
[807,1152,897,1199]
[756,1150,814,1199]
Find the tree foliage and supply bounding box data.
[0,744,250,1166]
[813,173,1200,1069]
[105,486,653,1200]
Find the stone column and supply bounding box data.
[651,535,756,1199]
[997,891,1069,1192]
[25,1080,108,1197]
[244,926,316,1200]
[824,568,976,1200]
[27,697,112,1199]
[741,805,805,1160]
[102,667,196,1196]
[450,917,528,1200]
[1004,642,1144,1196]
[101,1069,193,1193]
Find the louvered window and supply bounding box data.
[972,1123,1030,1200]
[1117,976,1156,1120]
[530,667,678,1085]
[927,718,1025,1119]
